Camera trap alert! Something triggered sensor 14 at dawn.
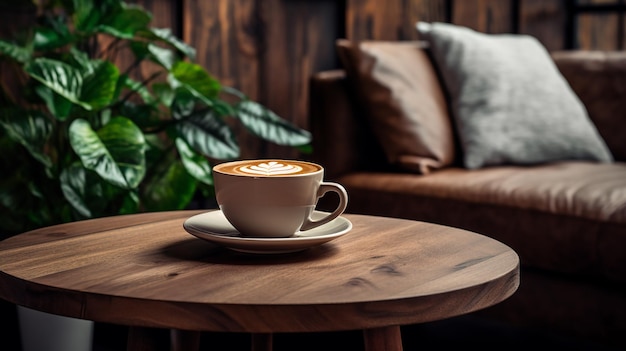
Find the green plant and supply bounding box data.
[0,0,311,237]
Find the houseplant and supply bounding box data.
[0,1,311,349]
[0,0,311,239]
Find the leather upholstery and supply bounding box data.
[335,40,456,174]
[338,162,626,283]
[309,48,626,345]
[554,51,626,162]
[309,70,389,180]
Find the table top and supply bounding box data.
[0,210,519,333]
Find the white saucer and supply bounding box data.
[183,210,352,254]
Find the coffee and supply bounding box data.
[214,160,321,177]
[212,159,348,237]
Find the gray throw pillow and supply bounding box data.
[416,21,614,169]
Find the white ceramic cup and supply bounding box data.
[212,159,348,238]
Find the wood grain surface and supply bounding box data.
[0,210,519,334]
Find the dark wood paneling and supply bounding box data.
[519,0,566,50]
[259,0,340,126]
[565,0,626,50]
[452,0,515,33]
[346,0,447,41]
[415,0,450,23]
[256,0,341,159]
[346,0,406,40]
[182,0,265,159]
[184,0,260,99]
[578,13,621,50]
[138,0,180,32]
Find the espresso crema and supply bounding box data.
[216,160,321,176]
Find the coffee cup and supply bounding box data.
[212,159,348,238]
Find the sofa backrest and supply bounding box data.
[309,70,389,180]
[553,51,626,162]
[310,48,626,179]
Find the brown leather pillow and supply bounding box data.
[336,39,455,174]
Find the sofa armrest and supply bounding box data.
[553,51,626,162]
[309,70,387,179]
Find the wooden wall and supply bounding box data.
[4,0,625,159]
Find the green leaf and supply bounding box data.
[81,60,120,110]
[147,43,176,70]
[235,100,312,146]
[73,0,102,33]
[60,163,100,217]
[175,138,213,185]
[222,86,246,99]
[143,133,168,170]
[129,42,176,70]
[118,191,140,215]
[118,102,159,129]
[26,58,84,106]
[296,143,313,154]
[96,117,147,188]
[35,85,73,120]
[0,39,31,63]
[143,27,196,60]
[143,161,197,211]
[171,87,196,118]
[0,109,53,168]
[170,61,221,103]
[0,175,51,236]
[60,162,130,218]
[212,99,236,117]
[69,117,146,189]
[26,58,120,111]
[128,40,149,60]
[68,47,94,74]
[176,109,239,160]
[119,74,155,104]
[34,16,73,51]
[152,82,174,107]
[98,4,152,39]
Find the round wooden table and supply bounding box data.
[0,210,519,351]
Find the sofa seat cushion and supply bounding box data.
[337,161,626,284]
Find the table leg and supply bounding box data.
[127,326,163,351]
[170,329,201,351]
[251,333,273,351]
[363,326,403,351]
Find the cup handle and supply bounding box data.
[300,182,348,231]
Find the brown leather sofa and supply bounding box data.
[309,47,626,348]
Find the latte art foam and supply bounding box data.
[238,161,302,175]
[215,159,321,177]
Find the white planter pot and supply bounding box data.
[18,306,94,351]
